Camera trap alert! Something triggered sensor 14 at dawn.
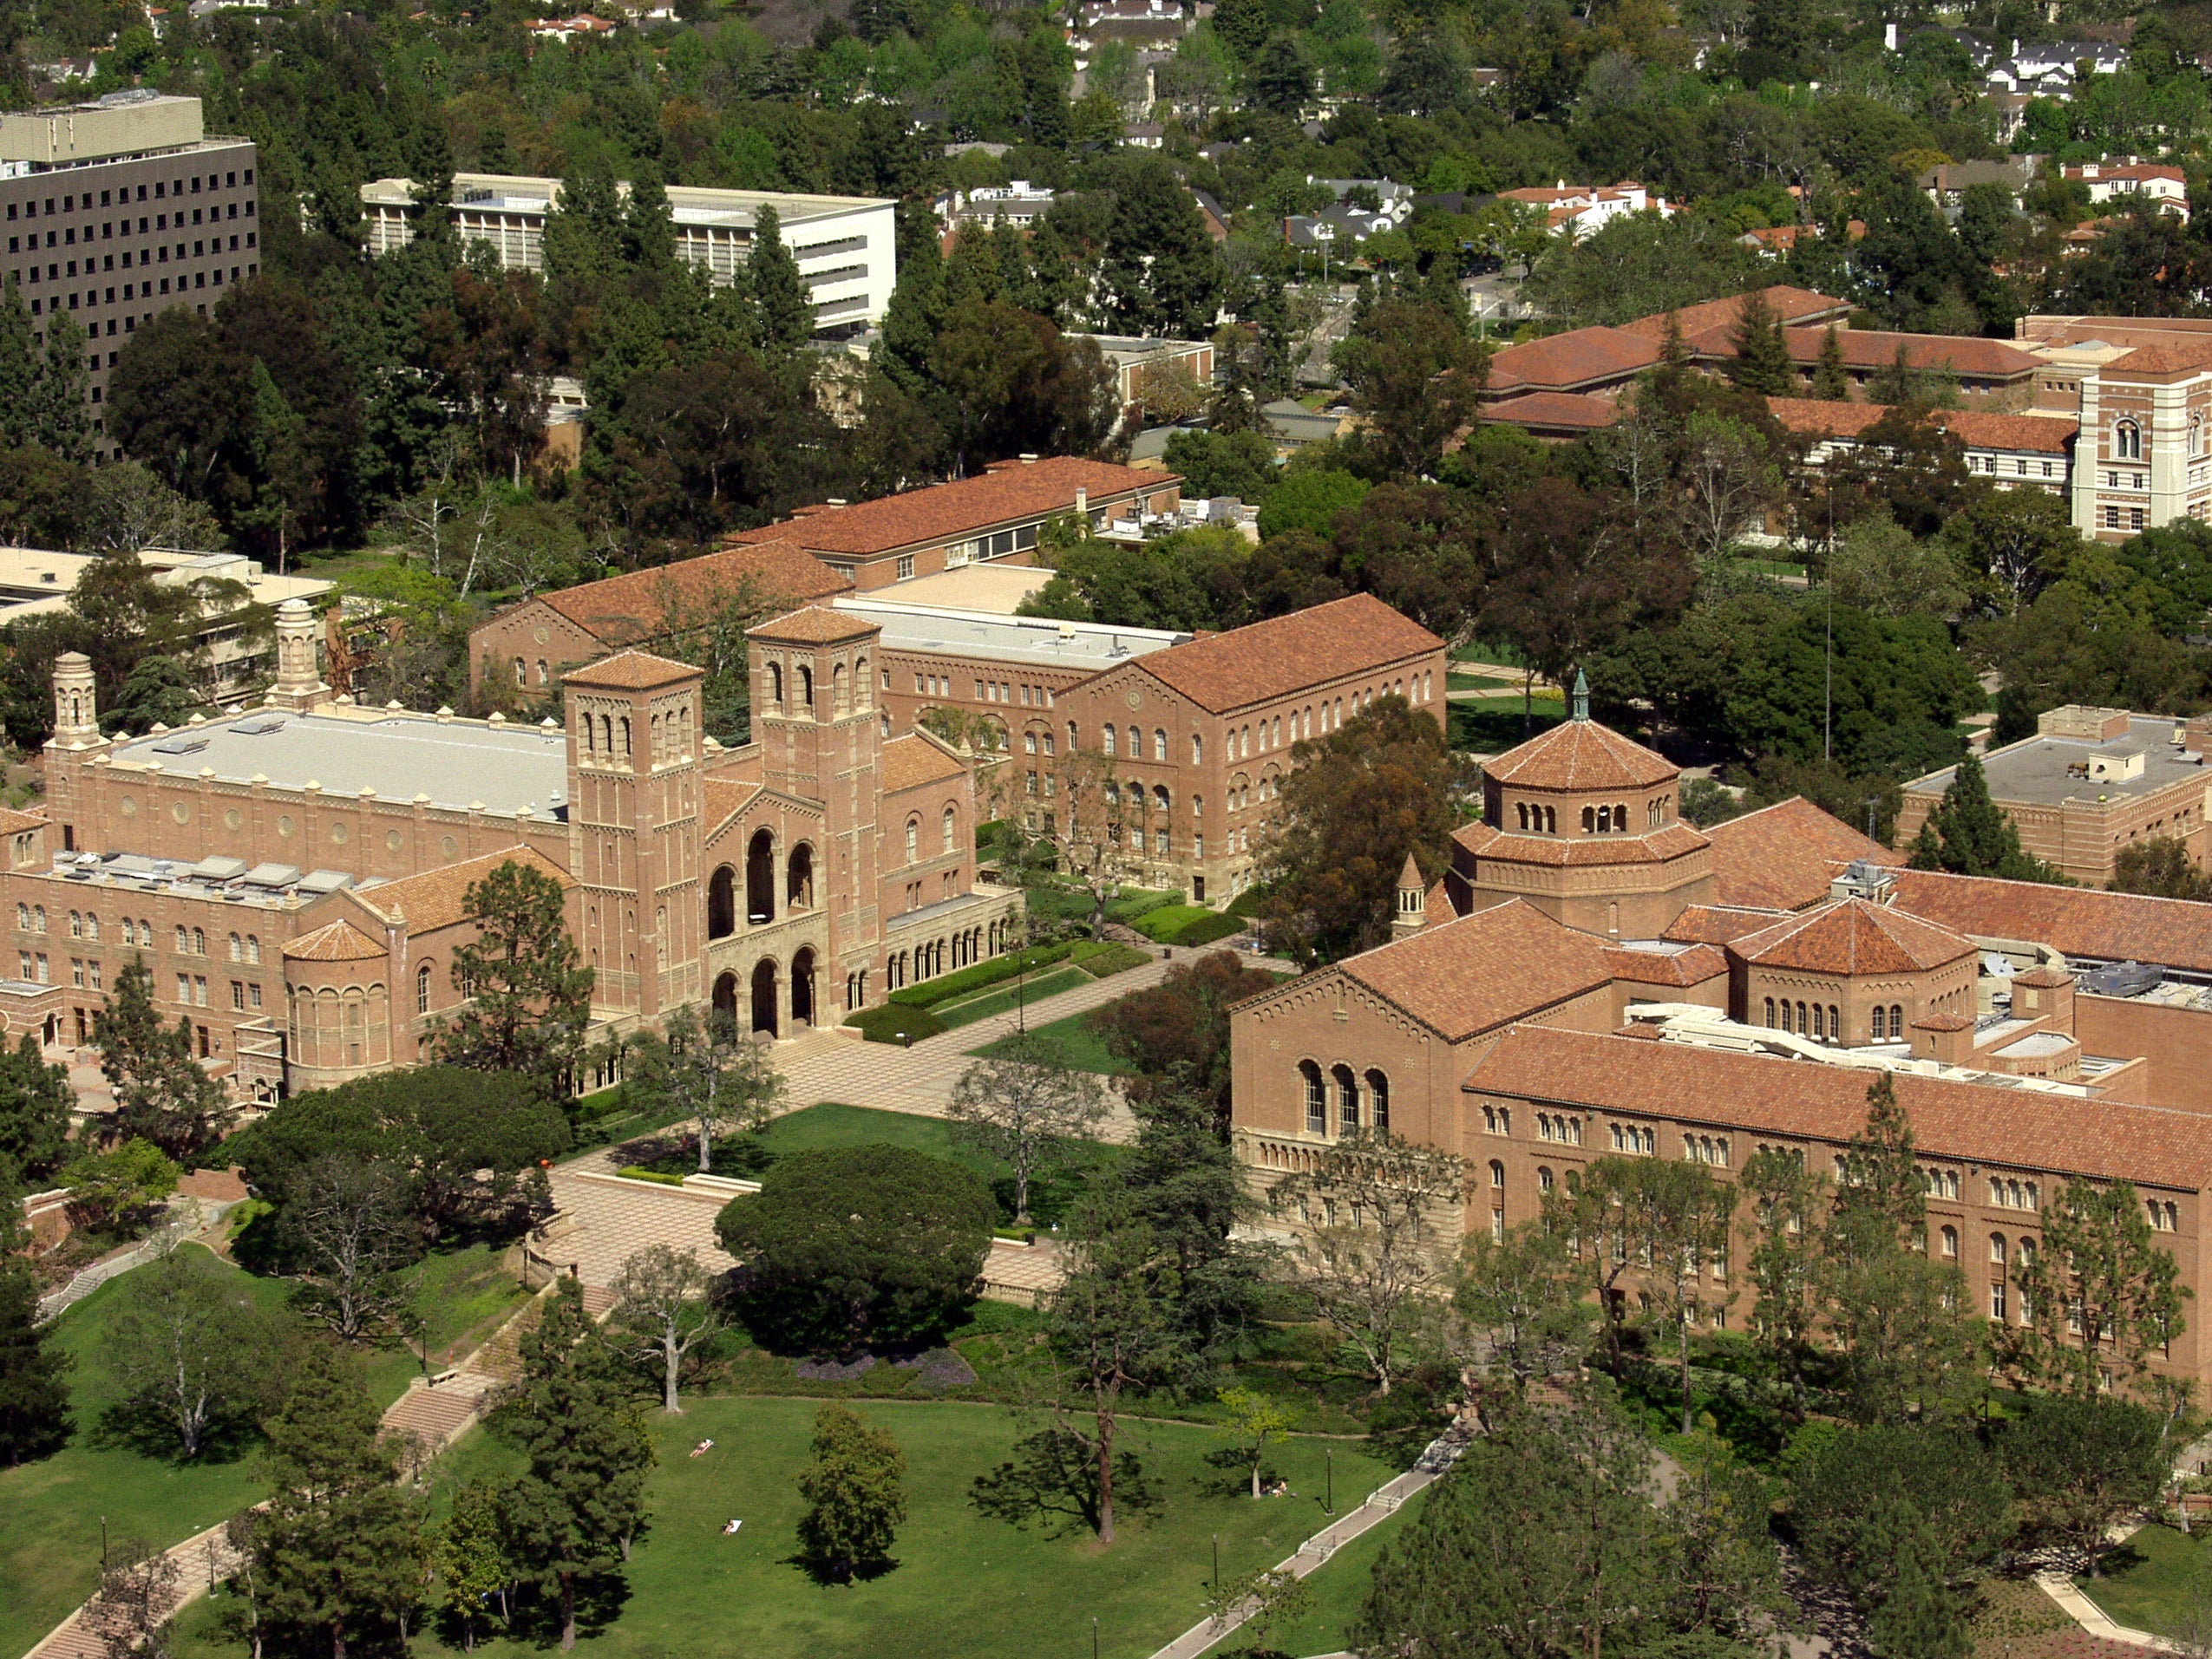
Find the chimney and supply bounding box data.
[1075,486,1089,518]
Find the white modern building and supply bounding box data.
[357,173,898,336]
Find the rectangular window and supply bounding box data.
[231,981,244,1010]
[69,958,83,988]
[89,961,101,991]
[896,554,915,581]
[249,983,262,1010]
[34,955,46,984]
[193,975,207,1007]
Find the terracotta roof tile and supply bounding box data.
[1485,328,1659,395]
[0,807,48,835]
[1616,286,1849,343]
[282,919,387,962]
[1422,878,1455,929]
[537,541,850,649]
[880,732,968,794]
[1705,797,1893,911]
[354,846,573,936]
[1452,820,1709,866]
[1767,397,2077,454]
[1664,904,1791,945]
[702,778,762,834]
[1482,392,1622,431]
[1604,944,1729,985]
[2104,342,2212,376]
[1464,1025,2212,1190]
[1729,897,1976,975]
[1772,328,2039,377]
[728,458,1173,558]
[1332,898,1615,1042]
[1882,868,2212,976]
[1482,718,1678,792]
[1135,593,1441,714]
[560,650,698,690]
[1914,1011,1977,1031]
[748,605,881,645]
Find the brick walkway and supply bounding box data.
[540,1169,738,1290]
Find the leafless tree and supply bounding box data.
[288,1155,416,1342]
[84,461,227,555]
[1268,1131,1467,1395]
[624,1007,785,1174]
[1054,747,1140,937]
[1679,410,1783,571]
[609,1244,723,1414]
[87,1538,180,1659]
[946,1031,1110,1225]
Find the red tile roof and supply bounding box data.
[282,919,387,962]
[1453,820,1710,867]
[749,605,880,645]
[1135,593,1440,714]
[729,458,1174,558]
[1705,796,1893,911]
[1485,328,1659,395]
[1767,398,2077,454]
[537,541,851,649]
[1767,328,2039,378]
[560,650,698,690]
[1730,897,1975,975]
[1664,904,1793,945]
[2104,342,2212,376]
[1482,718,1678,792]
[880,732,968,794]
[1616,286,1849,343]
[1882,868,2212,976]
[1332,898,1615,1042]
[1482,392,1623,432]
[702,778,762,835]
[1463,1025,2212,1190]
[1766,398,1890,441]
[1604,943,1728,985]
[0,807,48,835]
[354,846,573,936]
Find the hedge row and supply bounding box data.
[887,942,1079,1009]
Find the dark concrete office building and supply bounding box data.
[0,93,259,460]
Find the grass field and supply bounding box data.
[2073,1521,2208,1634]
[1452,702,1565,753]
[169,1397,1405,1659]
[0,1240,526,1658]
[969,1007,1130,1074]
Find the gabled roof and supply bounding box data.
[1135,593,1441,714]
[1463,1025,2212,1191]
[1482,392,1622,432]
[749,605,880,645]
[1704,796,1892,911]
[1485,328,1659,396]
[1881,867,2212,976]
[880,731,968,794]
[534,541,851,649]
[1767,398,2077,454]
[702,778,762,836]
[1616,286,1849,343]
[728,458,1174,558]
[2104,342,2212,376]
[1603,944,1729,986]
[1730,897,1976,976]
[1482,718,1677,792]
[283,919,387,962]
[1764,328,2039,378]
[561,650,697,690]
[352,846,573,937]
[1664,903,1790,945]
[1332,898,1615,1042]
[0,807,47,835]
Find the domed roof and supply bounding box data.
[1484,717,1677,794]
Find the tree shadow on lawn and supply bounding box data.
[90,1397,263,1465]
[968,1424,1161,1539]
[504,1571,634,1648]
[782,1550,904,1588]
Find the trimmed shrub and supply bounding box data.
[617,1166,686,1185]
[845,1004,950,1044]
[716,1146,997,1355]
[1168,911,1243,947]
[1076,943,1151,976]
[887,942,1078,1009]
[1132,904,1210,941]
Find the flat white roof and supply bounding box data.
[366,173,892,225]
[831,598,1188,669]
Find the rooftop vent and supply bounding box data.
[2081,959,2164,998]
[150,734,208,755]
[233,716,285,735]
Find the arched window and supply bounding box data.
[1154,728,1167,761]
[1365,1069,1389,1133]
[1764,997,1776,1029]
[1889,1003,1903,1035]
[84,915,97,942]
[1191,733,1203,765]
[1871,1005,1886,1041]
[228,933,241,961]
[1154,784,1170,813]
[856,656,870,705]
[1940,1225,1958,1257]
[620,715,632,754]
[1103,725,1117,756]
[906,819,919,863]
[1582,806,1595,833]
[942,805,957,853]
[2117,419,2143,460]
[768,663,783,705]
[798,664,815,708]
[1332,1064,1358,1132]
[833,662,847,712]
[175,925,187,952]
[1300,1061,1325,1134]
[246,935,260,965]
[416,963,434,1015]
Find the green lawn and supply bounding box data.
[0,1240,528,1657]
[171,1397,1405,1659]
[930,965,1092,1029]
[968,1007,1131,1074]
[2074,1521,2209,1633]
[1452,702,1564,753]
[1232,1492,1415,1656]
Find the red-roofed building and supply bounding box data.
[1767,397,2078,495]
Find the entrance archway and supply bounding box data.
[746,830,774,924]
[712,970,737,1023]
[750,959,779,1036]
[791,947,815,1027]
[708,866,736,939]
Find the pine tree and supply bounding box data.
[1867,1518,1971,1659]
[1908,754,2069,884]
[501,1281,654,1650]
[795,1403,907,1581]
[620,167,676,272]
[1724,290,1795,396]
[27,312,89,463]
[0,280,37,449]
[1811,324,1851,401]
[92,957,235,1160]
[0,1166,70,1466]
[748,206,814,355]
[255,1345,425,1659]
[435,861,594,1104]
[1829,1073,1926,1260]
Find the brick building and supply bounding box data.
[18,594,1017,1097]
[0,93,259,452]
[1230,707,2212,1394]
[1897,704,2212,885]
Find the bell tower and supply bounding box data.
[265,598,330,712]
[51,652,101,748]
[562,650,707,1026]
[1391,852,1426,939]
[748,607,886,1015]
